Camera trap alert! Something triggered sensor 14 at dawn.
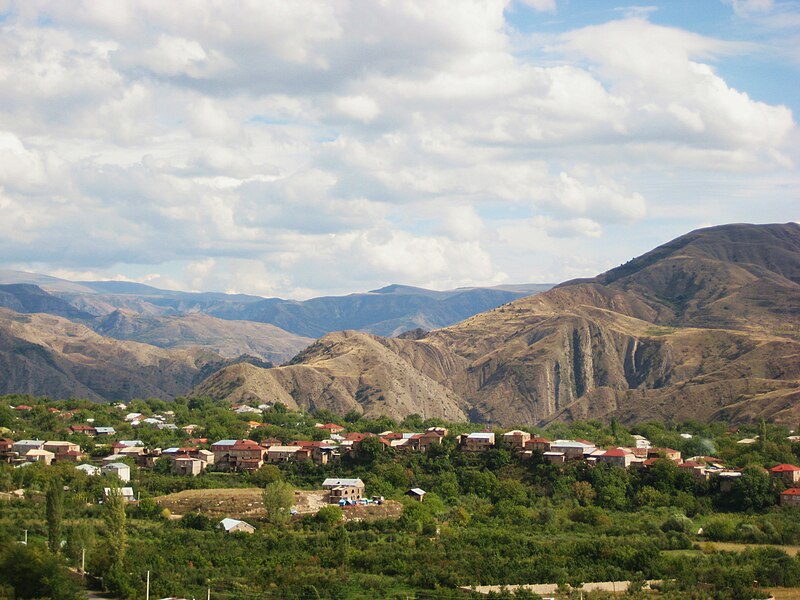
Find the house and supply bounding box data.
[315,423,345,434]
[769,464,800,486]
[0,438,13,453]
[678,461,709,481]
[503,430,531,450]
[76,464,100,476]
[43,441,82,461]
[550,440,595,460]
[69,425,96,436]
[117,445,146,458]
[94,427,116,436]
[647,448,682,462]
[124,412,143,422]
[104,487,136,503]
[267,445,311,463]
[596,448,634,468]
[101,453,128,464]
[101,462,131,483]
[406,488,426,502]
[525,437,552,453]
[211,439,265,472]
[219,518,255,534]
[289,441,337,465]
[543,451,566,464]
[631,435,651,449]
[13,405,32,411]
[780,488,800,507]
[233,405,262,415]
[172,457,205,476]
[322,478,365,504]
[22,449,55,465]
[411,428,447,451]
[12,440,45,454]
[461,432,495,452]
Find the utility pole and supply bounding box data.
[81,548,86,580]
[146,570,150,600]
[23,529,27,544]
[207,587,211,600]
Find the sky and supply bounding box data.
[0,0,798,299]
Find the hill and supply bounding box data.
[195,223,800,425]
[0,308,228,401]
[94,310,312,364]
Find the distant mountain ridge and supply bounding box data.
[194,223,800,426]
[0,270,551,339]
[0,271,551,401]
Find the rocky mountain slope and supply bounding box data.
[94,310,312,364]
[0,309,228,401]
[194,223,800,425]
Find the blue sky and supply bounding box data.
[0,0,797,298]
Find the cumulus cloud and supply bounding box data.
[0,1,795,297]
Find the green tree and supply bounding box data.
[357,436,386,463]
[730,466,774,511]
[573,481,596,506]
[0,543,82,600]
[102,486,127,568]
[250,464,283,487]
[315,505,343,528]
[262,480,295,526]
[46,478,64,554]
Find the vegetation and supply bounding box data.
[1,394,800,599]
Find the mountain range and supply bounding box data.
[1,222,797,426]
[194,223,800,426]
[0,271,549,402]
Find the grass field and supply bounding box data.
[703,542,800,557]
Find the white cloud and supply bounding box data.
[724,0,774,16]
[517,0,557,12]
[0,1,794,297]
[334,95,381,123]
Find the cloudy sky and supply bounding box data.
[0,0,798,298]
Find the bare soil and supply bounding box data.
[154,487,403,522]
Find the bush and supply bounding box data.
[661,513,693,535]
[316,505,343,528]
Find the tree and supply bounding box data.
[315,505,343,528]
[46,478,64,554]
[730,467,774,511]
[102,486,127,568]
[357,436,386,463]
[573,481,596,506]
[251,464,282,488]
[0,543,83,600]
[262,480,295,526]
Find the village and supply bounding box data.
[2,401,800,517]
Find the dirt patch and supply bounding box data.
[293,490,329,514]
[154,488,403,522]
[155,488,265,518]
[340,500,403,522]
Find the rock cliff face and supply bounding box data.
[194,223,800,425]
